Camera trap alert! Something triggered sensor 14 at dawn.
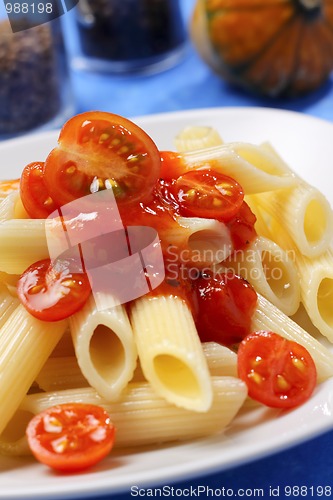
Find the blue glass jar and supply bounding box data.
[71,0,187,73]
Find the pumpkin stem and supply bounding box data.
[294,0,322,17]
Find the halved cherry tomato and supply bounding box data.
[170,169,244,221]
[17,257,91,321]
[26,403,115,471]
[227,201,257,250]
[237,331,317,409]
[43,111,161,207]
[20,162,58,218]
[192,271,258,346]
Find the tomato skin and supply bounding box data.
[26,403,115,472]
[227,201,257,250]
[160,151,186,179]
[170,169,244,221]
[44,111,161,207]
[20,162,57,219]
[192,271,258,346]
[237,331,317,409]
[17,258,91,321]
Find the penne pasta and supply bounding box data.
[253,294,333,383]
[164,216,233,266]
[251,185,333,259]
[130,293,213,412]
[69,293,138,401]
[35,356,88,392]
[1,376,247,454]
[182,142,297,193]
[0,219,49,274]
[36,341,238,391]
[0,305,67,435]
[175,125,224,152]
[296,248,333,342]
[222,236,301,316]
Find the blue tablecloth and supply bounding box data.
[62,1,333,498]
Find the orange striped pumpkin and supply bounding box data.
[191,0,333,97]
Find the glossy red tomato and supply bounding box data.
[44,111,161,207]
[26,403,115,471]
[193,271,258,346]
[170,169,244,221]
[17,257,91,321]
[238,331,317,409]
[160,151,186,179]
[227,201,257,250]
[20,162,58,218]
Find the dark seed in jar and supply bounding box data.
[76,0,186,62]
[0,19,63,135]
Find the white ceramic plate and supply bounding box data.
[1,107,333,500]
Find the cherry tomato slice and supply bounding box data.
[193,271,258,346]
[26,403,115,471]
[20,162,58,219]
[17,257,91,321]
[170,169,244,221]
[44,111,161,207]
[237,331,317,409]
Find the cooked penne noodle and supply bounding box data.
[130,294,213,412]
[164,216,233,266]
[0,192,23,221]
[295,248,333,342]
[35,356,88,392]
[0,304,67,435]
[0,179,20,203]
[253,294,333,382]
[182,142,297,193]
[222,236,301,316]
[175,126,224,152]
[1,376,247,454]
[202,342,238,378]
[254,186,333,258]
[0,219,49,274]
[0,283,19,329]
[69,293,137,401]
[37,341,238,391]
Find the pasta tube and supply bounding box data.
[130,294,213,412]
[296,248,333,342]
[253,294,333,382]
[182,142,297,193]
[2,376,247,453]
[0,219,49,274]
[69,293,137,401]
[36,341,238,391]
[250,185,333,259]
[164,216,233,266]
[0,283,19,329]
[0,304,67,435]
[223,236,301,316]
[175,126,224,152]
